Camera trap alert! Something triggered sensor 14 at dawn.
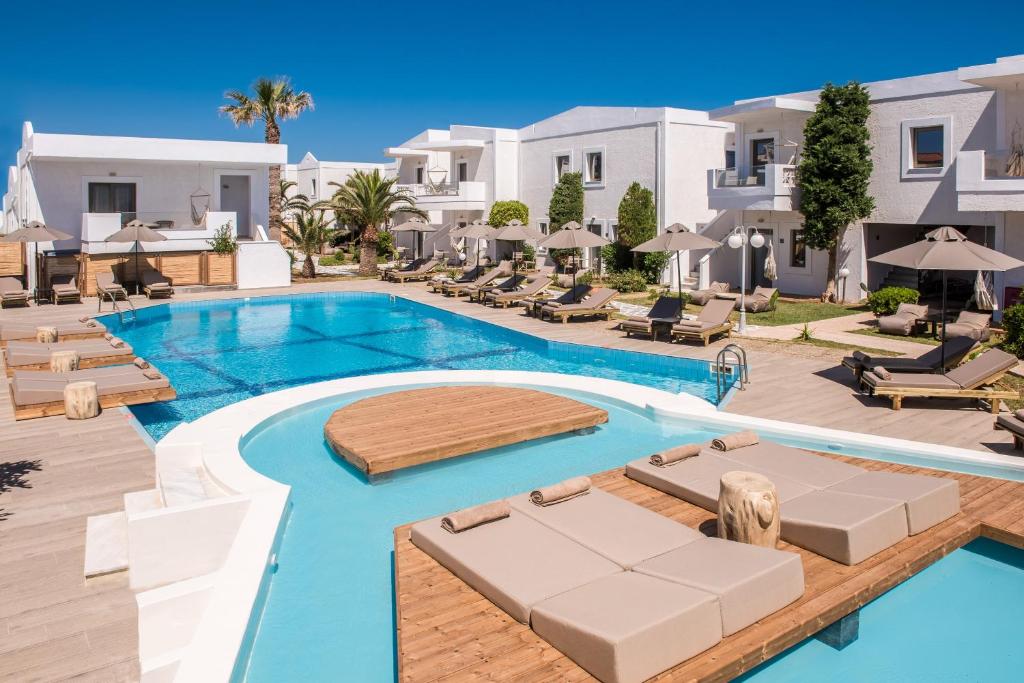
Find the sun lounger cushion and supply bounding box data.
[711,442,865,488]
[5,340,133,365]
[1,321,106,341]
[944,311,991,341]
[779,490,909,565]
[530,572,722,683]
[826,472,959,534]
[410,511,621,623]
[11,366,169,406]
[862,372,960,390]
[943,348,1017,389]
[625,453,815,512]
[508,488,703,569]
[634,537,804,636]
[996,413,1024,437]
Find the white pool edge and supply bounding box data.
[141,370,1024,682]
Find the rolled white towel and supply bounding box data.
[650,443,701,467]
[711,430,759,451]
[133,357,150,369]
[441,500,510,533]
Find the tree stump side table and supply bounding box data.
[717,470,781,548]
[64,381,100,420]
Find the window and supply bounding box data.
[88,182,137,224]
[725,150,736,169]
[750,138,774,171]
[554,154,571,180]
[311,178,317,197]
[457,161,468,183]
[415,167,424,184]
[790,229,807,268]
[585,150,603,184]
[912,126,944,168]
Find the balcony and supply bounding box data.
[956,150,1024,212]
[81,211,239,254]
[396,181,486,211]
[707,164,799,211]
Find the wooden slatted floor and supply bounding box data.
[394,455,1024,682]
[324,386,608,475]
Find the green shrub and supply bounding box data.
[576,270,594,286]
[600,242,631,273]
[1001,304,1024,357]
[376,231,396,258]
[607,269,649,293]
[616,182,657,248]
[488,200,529,227]
[867,286,919,316]
[522,243,536,263]
[317,254,346,267]
[642,252,670,284]
[207,221,238,254]
[548,172,584,229]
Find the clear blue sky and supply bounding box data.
[3,0,1021,168]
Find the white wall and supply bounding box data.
[237,241,291,289]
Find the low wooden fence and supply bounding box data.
[51,252,237,296]
[0,243,25,278]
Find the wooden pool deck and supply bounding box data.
[393,454,1024,682]
[325,386,608,475]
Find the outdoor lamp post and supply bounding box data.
[727,226,765,334]
[838,266,851,303]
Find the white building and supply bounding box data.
[283,152,395,204]
[3,122,291,292]
[702,53,1024,308]
[384,108,730,274]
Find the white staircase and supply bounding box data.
[84,512,129,578]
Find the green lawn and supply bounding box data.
[735,300,863,327]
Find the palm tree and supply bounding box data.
[329,170,426,276]
[220,78,314,241]
[279,179,313,214]
[283,208,338,279]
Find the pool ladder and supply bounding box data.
[714,343,749,401]
[99,293,137,324]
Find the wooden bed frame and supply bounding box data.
[871,383,1019,412]
[10,384,177,421]
[5,353,136,377]
[671,321,733,346]
[0,330,107,349]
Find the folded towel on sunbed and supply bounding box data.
[650,443,701,467]
[529,477,591,506]
[441,500,510,533]
[142,369,162,381]
[78,317,96,326]
[108,337,126,349]
[134,357,150,369]
[711,430,759,451]
[104,333,113,340]
[874,366,892,380]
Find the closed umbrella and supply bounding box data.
[974,271,995,312]
[2,221,73,302]
[451,220,494,268]
[764,240,778,281]
[493,219,545,278]
[105,220,167,294]
[870,225,1024,372]
[631,223,721,308]
[391,217,437,259]
[538,221,610,301]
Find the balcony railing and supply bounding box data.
[395,181,486,204]
[398,182,461,197]
[712,165,797,189]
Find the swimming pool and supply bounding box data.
[101,292,733,440]
[236,388,1024,682]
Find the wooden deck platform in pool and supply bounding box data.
[393,454,1024,682]
[324,386,609,476]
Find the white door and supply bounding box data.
[220,175,251,238]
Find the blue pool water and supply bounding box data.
[101,292,732,440]
[238,392,1024,682]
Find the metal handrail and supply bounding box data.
[715,343,749,402]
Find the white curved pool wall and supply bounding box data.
[129,370,1024,682]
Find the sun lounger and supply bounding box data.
[469,273,526,302]
[531,572,723,683]
[0,320,107,347]
[4,338,135,375]
[388,258,440,283]
[9,363,176,420]
[507,487,703,568]
[708,440,864,488]
[410,509,621,624]
[427,265,482,292]
[50,275,82,305]
[994,411,1024,449]
[444,261,511,297]
[539,287,618,323]
[944,310,992,341]
[141,270,174,299]
[877,303,928,336]
[379,257,424,280]
[841,336,977,379]
[620,296,683,341]
[671,298,733,345]
[0,277,29,308]
[95,272,129,308]
[740,286,778,313]
[524,285,592,317]
[687,281,730,306]
[484,274,551,308]
[634,537,804,636]
[861,347,1020,412]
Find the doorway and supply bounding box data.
[220,175,251,238]
[749,138,774,183]
[750,230,774,288]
